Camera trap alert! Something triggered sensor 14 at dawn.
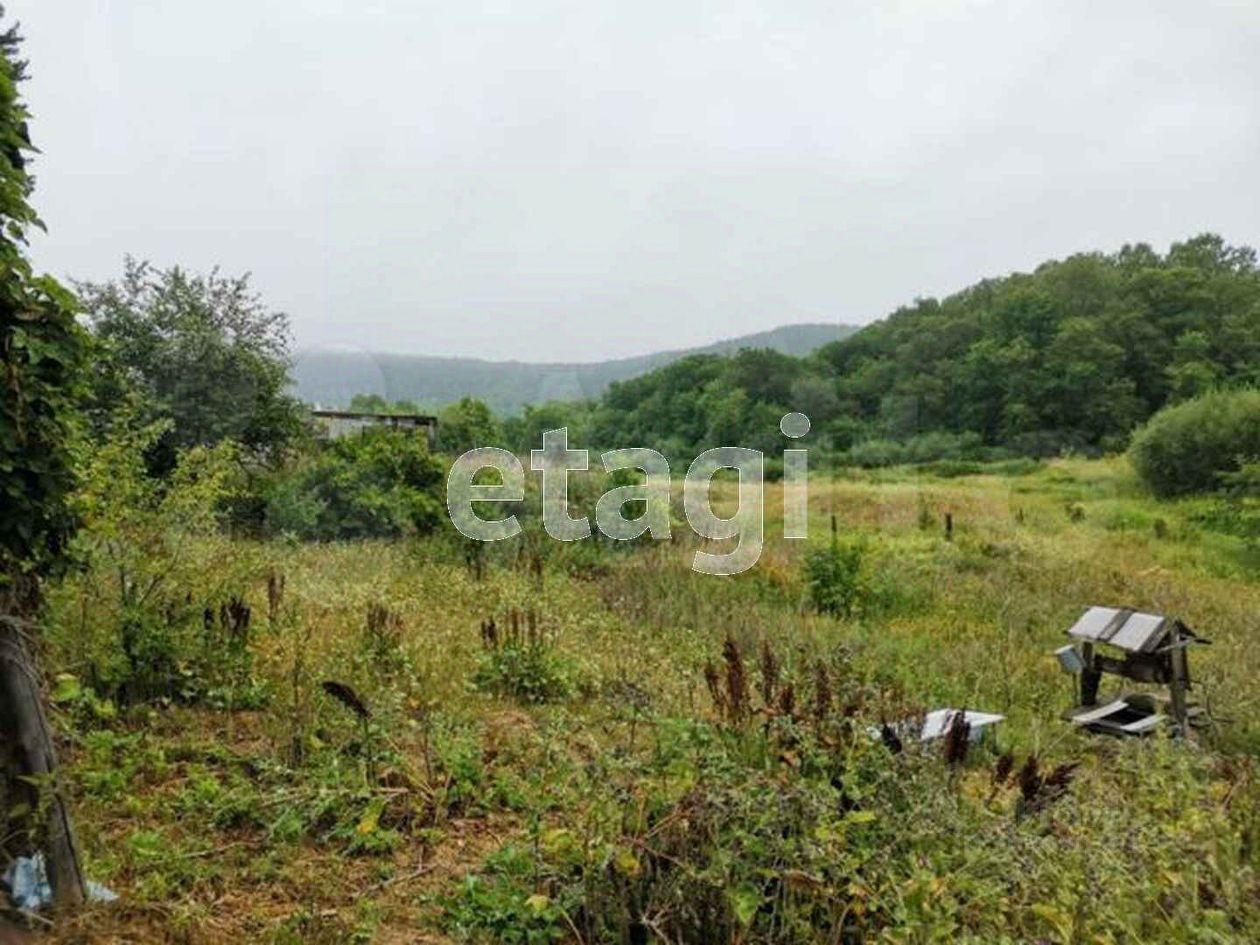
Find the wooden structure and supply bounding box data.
[1056,606,1207,736]
[310,409,438,449]
[0,611,87,907]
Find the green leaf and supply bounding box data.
[50,672,82,703]
[729,884,762,927]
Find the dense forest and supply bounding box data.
[553,234,1260,463]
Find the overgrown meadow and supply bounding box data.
[38,454,1260,944]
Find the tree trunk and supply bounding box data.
[0,613,86,908]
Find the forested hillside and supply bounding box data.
[580,234,1260,461]
[292,322,855,414]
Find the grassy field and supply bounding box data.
[38,457,1260,943]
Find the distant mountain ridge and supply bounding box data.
[292,322,857,414]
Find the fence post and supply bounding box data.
[0,613,86,908]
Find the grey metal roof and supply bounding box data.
[1066,606,1171,653]
[311,409,437,423]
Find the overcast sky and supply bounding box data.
[12,0,1260,362]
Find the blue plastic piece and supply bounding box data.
[2,854,117,912]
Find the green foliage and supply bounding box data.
[44,421,259,704]
[76,257,304,470]
[574,235,1260,461]
[505,399,594,454]
[38,456,1260,940]
[347,392,424,415]
[264,428,444,540]
[1129,388,1260,496]
[804,534,867,617]
[440,871,567,944]
[472,610,577,704]
[0,16,89,581]
[842,430,993,468]
[347,235,1258,465]
[818,235,1259,454]
[473,645,575,704]
[294,324,854,416]
[438,396,504,454]
[590,351,799,462]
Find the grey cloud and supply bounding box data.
[13,0,1260,360]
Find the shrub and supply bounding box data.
[45,425,260,705]
[804,536,867,617]
[264,428,445,539]
[1222,460,1260,497]
[1129,388,1260,496]
[440,869,567,944]
[921,459,984,478]
[842,431,993,468]
[473,612,575,704]
[473,646,574,704]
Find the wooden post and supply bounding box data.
[944,512,953,541]
[0,614,86,908]
[1079,641,1099,707]
[1168,623,1191,734]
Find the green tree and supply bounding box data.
[1041,317,1142,446]
[77,257,304,469]
[438,396,503,454]
[1166,330,1221,402]
[265,427,445,540]
[0,7,89,904]
[513,400,592,453]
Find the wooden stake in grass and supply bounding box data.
[0,613,87,907]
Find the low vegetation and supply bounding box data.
[1129,387,1260,496]
[31,454,1260,943]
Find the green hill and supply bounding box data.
[291,323,857,414]
[579,233,1260,462]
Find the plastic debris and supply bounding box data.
[920,708,1004,742]
[2,854,118,912]
[868,708,1005,746]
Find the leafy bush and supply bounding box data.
[265,427,445,539]
[1129,388,1260,496]
[44,423,260,705]
[474,643,574,705]
[921,459,985,478]
[804,536,867,617]
[473,612,575,703]
[1222,460,1260,497]
[842,431,993,468]
[441,869,567,944]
